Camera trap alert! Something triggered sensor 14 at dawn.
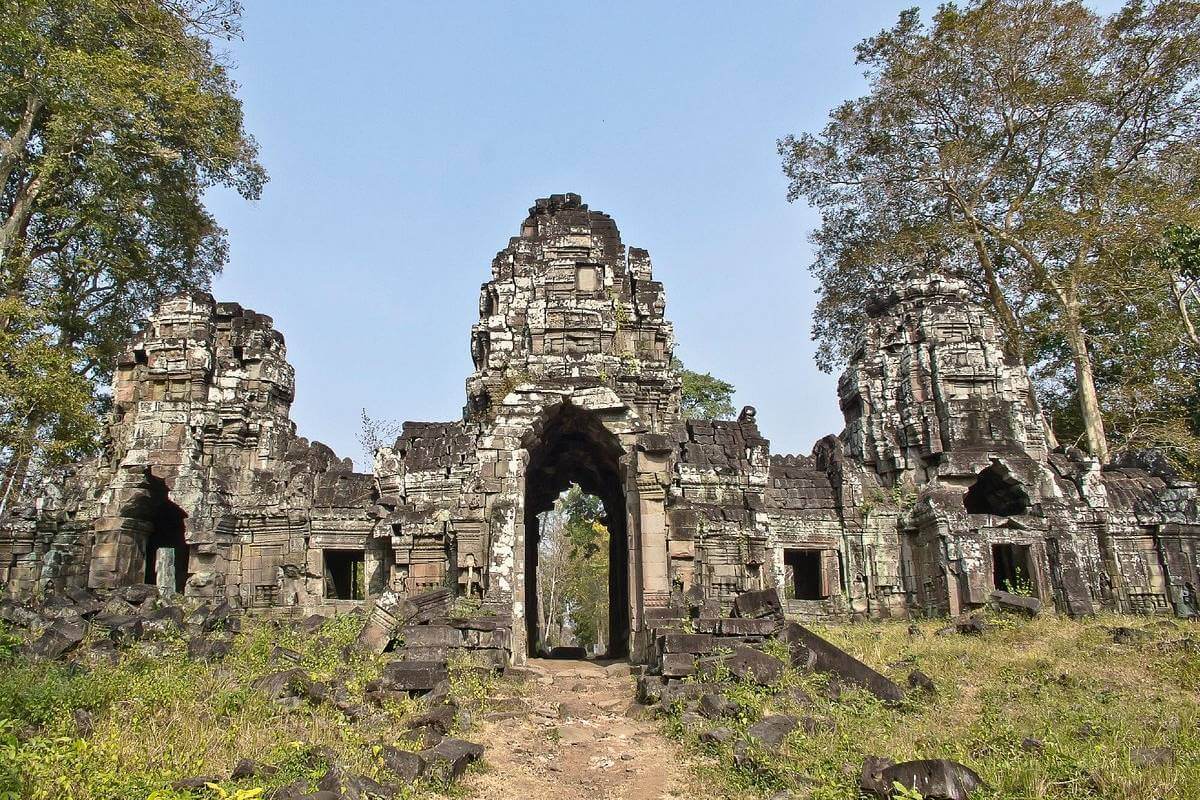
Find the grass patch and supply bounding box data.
[0,614,505,800]
[664,613,1200,800]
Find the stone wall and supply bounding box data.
[4,196,1199,667]
[1,294,377,612]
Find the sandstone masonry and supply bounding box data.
[3,194,1198,663]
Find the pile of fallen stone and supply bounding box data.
[638,588,905,703]
[172,677,485,798]
[0,584,243,662]
[356,587,511,668]
[636,587,984,800]
[0,586,495,798]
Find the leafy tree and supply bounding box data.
[559,487,609,652]
[673,358,736,420]
[1161,224,1200,353]
[535,485,609,653]
[0,299,98,517]
[780,0,1200,464]
[0,0,264,495]
[1038,227,1200,476]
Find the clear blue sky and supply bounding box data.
[200,2,1005,468]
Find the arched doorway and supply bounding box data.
[523,402,629,658]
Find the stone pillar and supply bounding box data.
[155,548,175,596]
[88,516,146,589]
[633,435,674,610]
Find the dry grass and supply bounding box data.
[667,612,1200,800]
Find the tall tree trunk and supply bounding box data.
[970,229,1060,449]
[0,96,42,196]
[1062,293,1109,462]
[1172,279,1200,353]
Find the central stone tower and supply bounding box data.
[373,194,686,660]
[465,193,680,427]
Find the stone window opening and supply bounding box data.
[784,548,829,600]
[575,264,599,292]
[963,463,1030,516]
[992,542,1034,595]
[324,550,365,600]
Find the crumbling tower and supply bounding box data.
[465,193,680,429]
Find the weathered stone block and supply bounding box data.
[719,617,778,637]
[660,633,728,654]
[725,644,784,685]
[661,652,696,677]
[421,738,483,781]
[861,757,984,800]
[401,624,464,648]
[732,588,784,621]
[990,590,1041,617]
[379,745,426,783]
[374,660,448,693]
[782,622,903,703]
[747,715,798,750]
[26,618,87,660]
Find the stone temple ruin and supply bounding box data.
[2,193,1198,663]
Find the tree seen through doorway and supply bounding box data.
[536,485,610,654]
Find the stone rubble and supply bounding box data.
[1,585,489,797]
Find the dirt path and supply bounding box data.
[462,659,694,800]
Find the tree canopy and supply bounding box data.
[674,358,736,421]
[780,0,1200,473]
[0,0,264,502]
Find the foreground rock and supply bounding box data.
[26,618,88,660]
[861,757,985,800]
[421,738,484,781]
[317,764,394,799]
[379,746,426,783]
[990,591,1041,617]
[747,715,798,751]
[367,660,448,697]
[781,621,904,703]
[356,588,453,654]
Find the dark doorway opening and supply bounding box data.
[992,543,1034,595]
[524,402,628,659]
[141,475,189,593]
[964,463,1030,516]
[783,548,826,600]
[324,550,365,600]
